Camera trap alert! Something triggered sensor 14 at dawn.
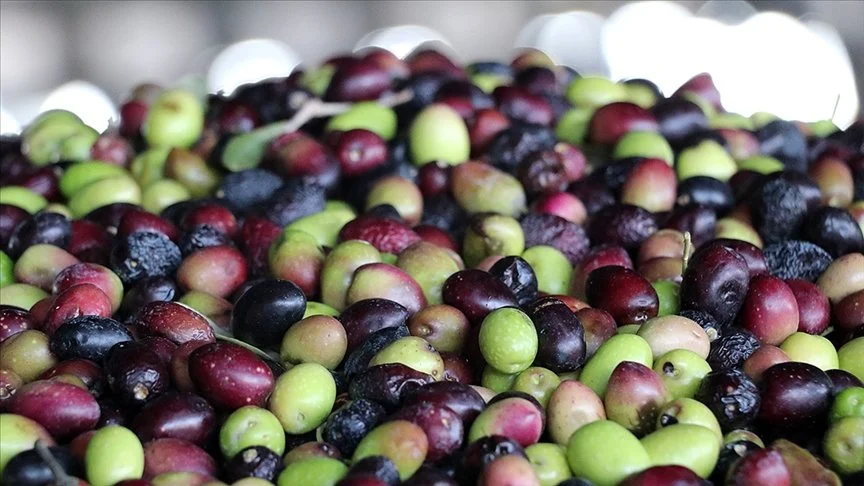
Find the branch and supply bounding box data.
[35,440,76,486]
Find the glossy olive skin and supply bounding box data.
[41,358,106,397]
[1,445,83,486]
[526,297,586,373]
[134,301,215,345]
[442,269,519,323]
[188,342,275,410]
[758,362,833,431]
[401,381,487,427]
[131,392,217,446]
[105,341,170,407]
[349,363,435,410]
[49,315,134,362]
[7,211,72,258]
[680,243,749,327]
[0,306,36,342]
[585,266,659,325]
[7,379,101,439]
[231,279,307,351]
[390,401,464,462]
[340,298,410,352]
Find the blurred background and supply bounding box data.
[1,0,863,133]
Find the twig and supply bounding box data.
[280,89,413,135]
[831,94,840,122]
[34,440,76,486]
[221,89,414,172]
[682,231,693,272]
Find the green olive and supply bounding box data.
[220,406,286,459]
[277,457,348,486]
[85,425,145,486]
[479,307,538,374]
[59,161,128,198]
[269,363,336,434]
[141,179,191,214]
[0,251,14,288]
[0,186,48,214]
[521,245,572,296]
[68,175,141,218]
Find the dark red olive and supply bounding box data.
[41,358,106,398]
[708,238,768,278]
[417,161,451,198]
[180,203,238,239]
[619,465,708,486]
[389,402,464,462]
[42,283,114,336]
[758,362,832,430]
[118,209,180,242]
[586,266,659,325]
[349,363,435,410]
[343,455,400,485]
[67,219,113,265]
[341,298,410,353]
[334,129,389,177]
[0,203,30,249]
[325,59,391,102]
[441,352,473,384]
[139,336,177,367]
[143,437,217,480]
[131,391,216,446]
[188,342,274,410]
[134,301,215,345]
[0,305,35,342]
[442,269,518,323]
[0,368,22,411]
[680,243,749,327]
[105,341,170,407]
[8,379,100,439]
[493,86,554,126]
[170,340,208,393]
[401,381,486,427]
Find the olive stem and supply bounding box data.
[34,440,75,486]
[278,89,413,135]
[221,89,413,172]
[682,231,693,272]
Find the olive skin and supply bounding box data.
[232,279,307,352]
[49,315,134,362]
